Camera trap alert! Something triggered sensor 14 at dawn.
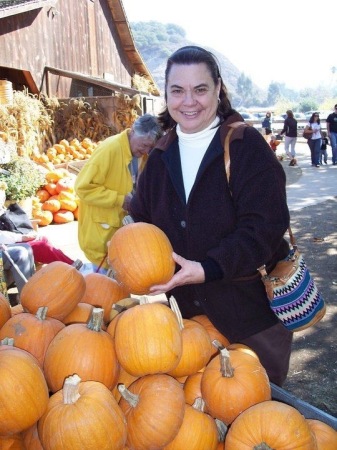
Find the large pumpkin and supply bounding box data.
[38,375,127,450]
[114,302,182,376]
[224,400,317,449]
[20,261,86,321]
[0,345,49,436]
[118,374,185,450]
[107,222,175,295]
[201,347,271,424]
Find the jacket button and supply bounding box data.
[180,220,186,228]
[193,300,200,306]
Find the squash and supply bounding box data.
[53,209,74,223]
[225,400,317,449]
[20,261,86,321]
[38,374,127,450]
[0,345,49,435]
[44,308,120,392]
[118,374,185,450]
[108,222,175,295]
[35,188,50,203]
[42,198,61,213]
[32,209,53,226]
[201,347,271,424]
[114,301,182,376]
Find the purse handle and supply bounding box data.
[223,122,296,275]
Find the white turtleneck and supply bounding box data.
[177,117,220,200]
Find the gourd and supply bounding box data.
[224,400,317,449]
[108,222,175,294]
[44,308,120,392]
[118,374,185,450]
[201,346,271,424]
[38,374,127,450]
[20,261,86,320]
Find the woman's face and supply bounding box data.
[166,63,220,134]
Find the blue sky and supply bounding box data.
[122,0,337,91]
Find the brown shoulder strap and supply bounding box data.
[223,121,295,247]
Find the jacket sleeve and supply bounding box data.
[0,230,22,244]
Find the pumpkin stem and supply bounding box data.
[118,383,139,407]
[63,374,81,404]
[87,307,104,332]
[36,306,48,321]
[212,339,225,351]
[215,418,228,442]
[169,296,184,330]
[219,347,234,378]
[192,397,205,412]
[0,337,14,346]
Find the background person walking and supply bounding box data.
[304,113,321,167]
[326,104,337,165]
[280,110,297,160]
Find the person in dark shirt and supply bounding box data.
[280,110,298,159]
[320,131,329,164]
[326,104,337,165]
[262,111,272,136]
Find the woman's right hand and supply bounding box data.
[149,252,205,295]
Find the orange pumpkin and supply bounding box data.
[53,209,74,223]
[0,292,11,328]
[44,308,120,392]
[118,374,185,450]
[201,347,271,424]
[22,424,44,450]
[62,302,93,325]
[164,399,219,450]
[42,198,61,212]
[183,371,204,406]
[20,261,86,321]
[307,419,337,449]
[114,302,182,376]
[0,345,49,435]
[38,375,127,450]
[35,188,50,203]
[44,182,58,196]
[108,222,175,295]
[191,314,230,356]
[58,197,77,212]
[55,176,75,194]
[0,306,65,367]
[0,433,25,449]
[81,273,129,324]
[225,400,317,449]
[32,209,53,226]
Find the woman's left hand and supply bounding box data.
[149,252,205,295]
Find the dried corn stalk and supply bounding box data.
[111,93,141,132]
[132,73,156,95]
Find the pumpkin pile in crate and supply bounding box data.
[0,224,336,448]
[32,167,79,226]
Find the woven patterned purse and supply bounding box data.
[224,123,326,332]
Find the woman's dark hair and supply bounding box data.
[158,46,235,130]
[309,112,320,124]
[286,110,294,119]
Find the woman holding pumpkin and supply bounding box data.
[129,46,293,386]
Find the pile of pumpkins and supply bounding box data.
[32,167,79,226]
[31,138,98,170]
[0,223,336,449]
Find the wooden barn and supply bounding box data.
[0,0,161,115]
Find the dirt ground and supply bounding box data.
[280,163,337,418]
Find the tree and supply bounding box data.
[267,83,281,105]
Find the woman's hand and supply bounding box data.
[149,252,205,295]
[22,232,37,242]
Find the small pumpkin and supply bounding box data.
[32,209,53,226]
[0,292,11,328]
[53,209,74,223]
[108,222,175,295]
[307,418,337,449]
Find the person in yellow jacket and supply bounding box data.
[75,114,162,273]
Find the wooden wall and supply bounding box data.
[0,0,134,97]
